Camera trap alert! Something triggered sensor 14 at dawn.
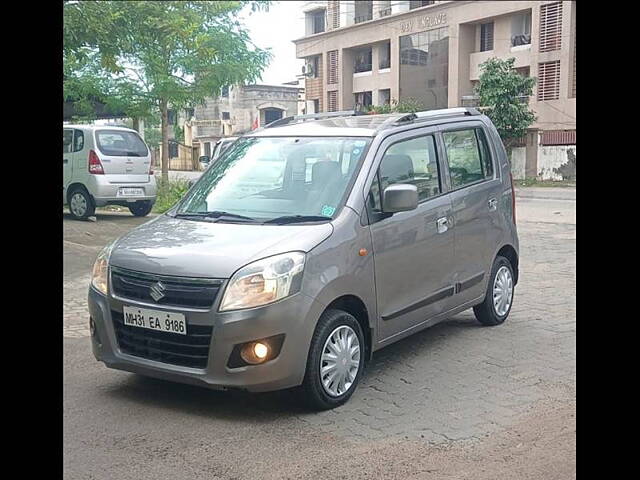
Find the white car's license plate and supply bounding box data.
[122,306,187,335]
[117,187,144,197]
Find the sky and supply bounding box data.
[239,1,306,85]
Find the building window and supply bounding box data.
[511,11,532,47]
[537,61,561,101]
[185,108,195,119]
[354,91,372,110]
[327,91,338,112]
[327,50,339,84]
[480,22,494,52]
[306,56,319,78]
[354,47,372,73]
[308,9,325,34]
[221,112,230,120]
[379,41,391,70]
[221,86,229,98]
[399,27,449,110]
[264,108,283,125]
[539,1,563,52]
[379,89,391,105]
[354,1,373,24]
[327,1,340,29]
[410,1,435,9]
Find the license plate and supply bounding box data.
[122,306,187,335]
[117,187,144,197]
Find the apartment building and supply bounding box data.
[294,1,576,180]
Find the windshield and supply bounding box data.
[177,136,371,222]
[96,129,149,157]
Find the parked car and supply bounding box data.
[63,125,157,220]
[88,108,519,410]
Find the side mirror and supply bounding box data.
[382,184,418,213]
[198,155,210,165]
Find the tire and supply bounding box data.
[301,309,366,410]
[68,187,95,220]
[128,200,153,217]
[473,255,515,326]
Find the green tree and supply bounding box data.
[64,1,271,180]
[475,57,536,155]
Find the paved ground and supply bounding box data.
[63,188,576,479]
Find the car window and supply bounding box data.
[476,128,494,178]
[369,135,441,212]
[96,129,149,157]
[73,129,84,152]
[63,129,73,154]
[443,129,487,189]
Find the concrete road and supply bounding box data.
[63,189,576,479]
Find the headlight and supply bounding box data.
[219,252,306,312]
[91,241,115,295]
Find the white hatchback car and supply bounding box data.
[63,125,157,220]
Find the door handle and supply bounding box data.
[436,217,449,234]
[63,158,69,164]
[488,198,497,211]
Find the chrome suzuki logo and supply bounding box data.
[149,281,166,302]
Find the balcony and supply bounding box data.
[355,63,372,74]
[469,47,531,81]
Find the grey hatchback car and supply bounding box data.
[88,108,519,410]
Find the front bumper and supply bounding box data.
[88,285,325,392]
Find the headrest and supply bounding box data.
[312,161,341,186]
[380,154,414,184]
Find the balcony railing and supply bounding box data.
[379,7,392,17]
[354,63,373,73]
[354,13,373,24]
[511,34,531,47]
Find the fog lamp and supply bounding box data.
[240,342,269,365]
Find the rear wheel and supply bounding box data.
[128,200,153,217]
[473,255,515,326]
[68,188,95,220]
[301,309,365,410]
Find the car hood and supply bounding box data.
[109,214,333,279]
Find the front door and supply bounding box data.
[440,124,502,305]
[63,128,74,202]
[366,129,455,343]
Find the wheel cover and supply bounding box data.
[70,192,87,217]
[493,265,513,316]
[320,325,361,397]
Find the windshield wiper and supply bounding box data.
[174,211,257,222]
[263,215,331,225]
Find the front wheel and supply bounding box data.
[128,200,153,217]
[473,255,515,326]
[301,309,365,410]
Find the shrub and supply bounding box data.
[153,178,191,213]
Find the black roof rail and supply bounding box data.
[263,110,365,129]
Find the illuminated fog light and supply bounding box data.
[240,342,270,365]
[253,342,268,359]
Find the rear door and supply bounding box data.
[440,122,502,305]
[94,129,150,183]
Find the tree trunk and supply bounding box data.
[160,101,169,183]
[132,117,140,133]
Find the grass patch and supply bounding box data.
[516,178,576,188]
[153,178,192,213]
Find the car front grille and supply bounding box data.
[110,266,223,309]
[112,310,212,369]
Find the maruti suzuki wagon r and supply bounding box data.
[88,108,519,410]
